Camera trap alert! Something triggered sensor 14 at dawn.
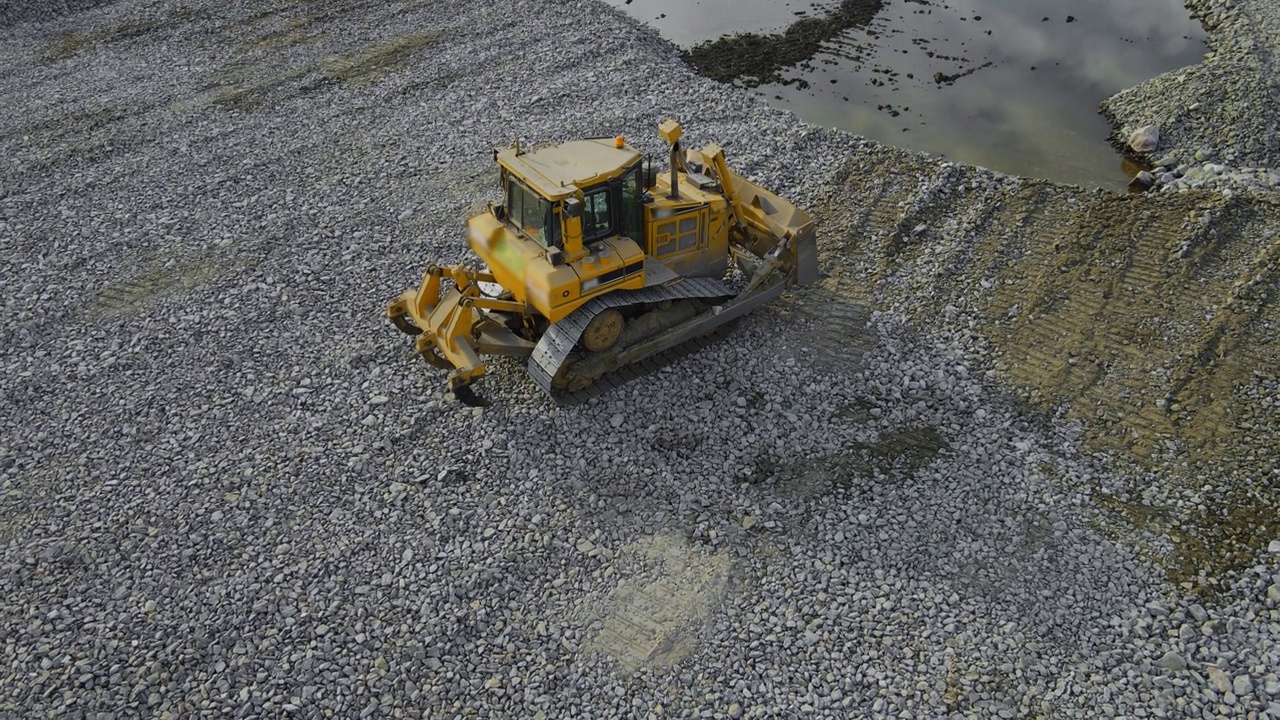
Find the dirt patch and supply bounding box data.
[91,247,245,319]
[1168,485,1279,593]
[210,67,309,111]
[682,0,884,88]
[318,32,439,84]
[582,534,730,672]
[36,17,165,62]
[782,281,877,374]
[212,22,440,111]
[235,17,314,54]
[855,426,949,474]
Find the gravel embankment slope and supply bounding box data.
[2,0,1277,718]
[1103,0,1280,193]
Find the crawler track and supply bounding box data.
[527,277,734,404]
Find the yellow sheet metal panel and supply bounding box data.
[528,259,580,318]
[648,171,717,208]
[644,205,725,278]
[573,236,630,279]
[545,273,644,323]
[602,236,644,266]
[469,213,529,300]
[705,195,730,263]
[498,139,641,200]
[658,119,682,145]
[467,212,508,260]
[540,237,645,323]
[466,209,647,323]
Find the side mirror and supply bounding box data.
[563,197,583,218]
[643,160,657,189]
[492,204,507,222]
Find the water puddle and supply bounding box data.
[607,0,1207,190]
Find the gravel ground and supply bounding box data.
[2,0,1278,718]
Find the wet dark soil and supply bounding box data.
[682,0,883,88]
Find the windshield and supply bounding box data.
[507,178,560,248]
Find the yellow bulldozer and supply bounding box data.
[386,119,819,404]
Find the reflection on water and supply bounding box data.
[604,0,1207,189]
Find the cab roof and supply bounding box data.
[497,138,642,200]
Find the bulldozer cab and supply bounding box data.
[495,141,644,248]
[468,138,648,323]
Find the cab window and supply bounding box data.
[620,167,642,241]
[507,179,560,248]
[583,189,611,241]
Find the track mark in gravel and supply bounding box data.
[211,31,440,110]
[234,5,321,55]
[782,281,875,374]
[210,67,307,112]
[236,20,315,54]
[817,142,1280,588]
[91,249,240,319]
[825,163,1280,586]
[1166,232,1280,409]
[2,105,145,175]
[842,170,896,244]
[983,194,1276,464]
[319,32,440,84]
[584,535,729,672]
[36,16,167,63]
[997,193,1280,589]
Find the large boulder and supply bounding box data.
[1128,124,1161,153]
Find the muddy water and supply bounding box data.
[605,0,1207,190]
